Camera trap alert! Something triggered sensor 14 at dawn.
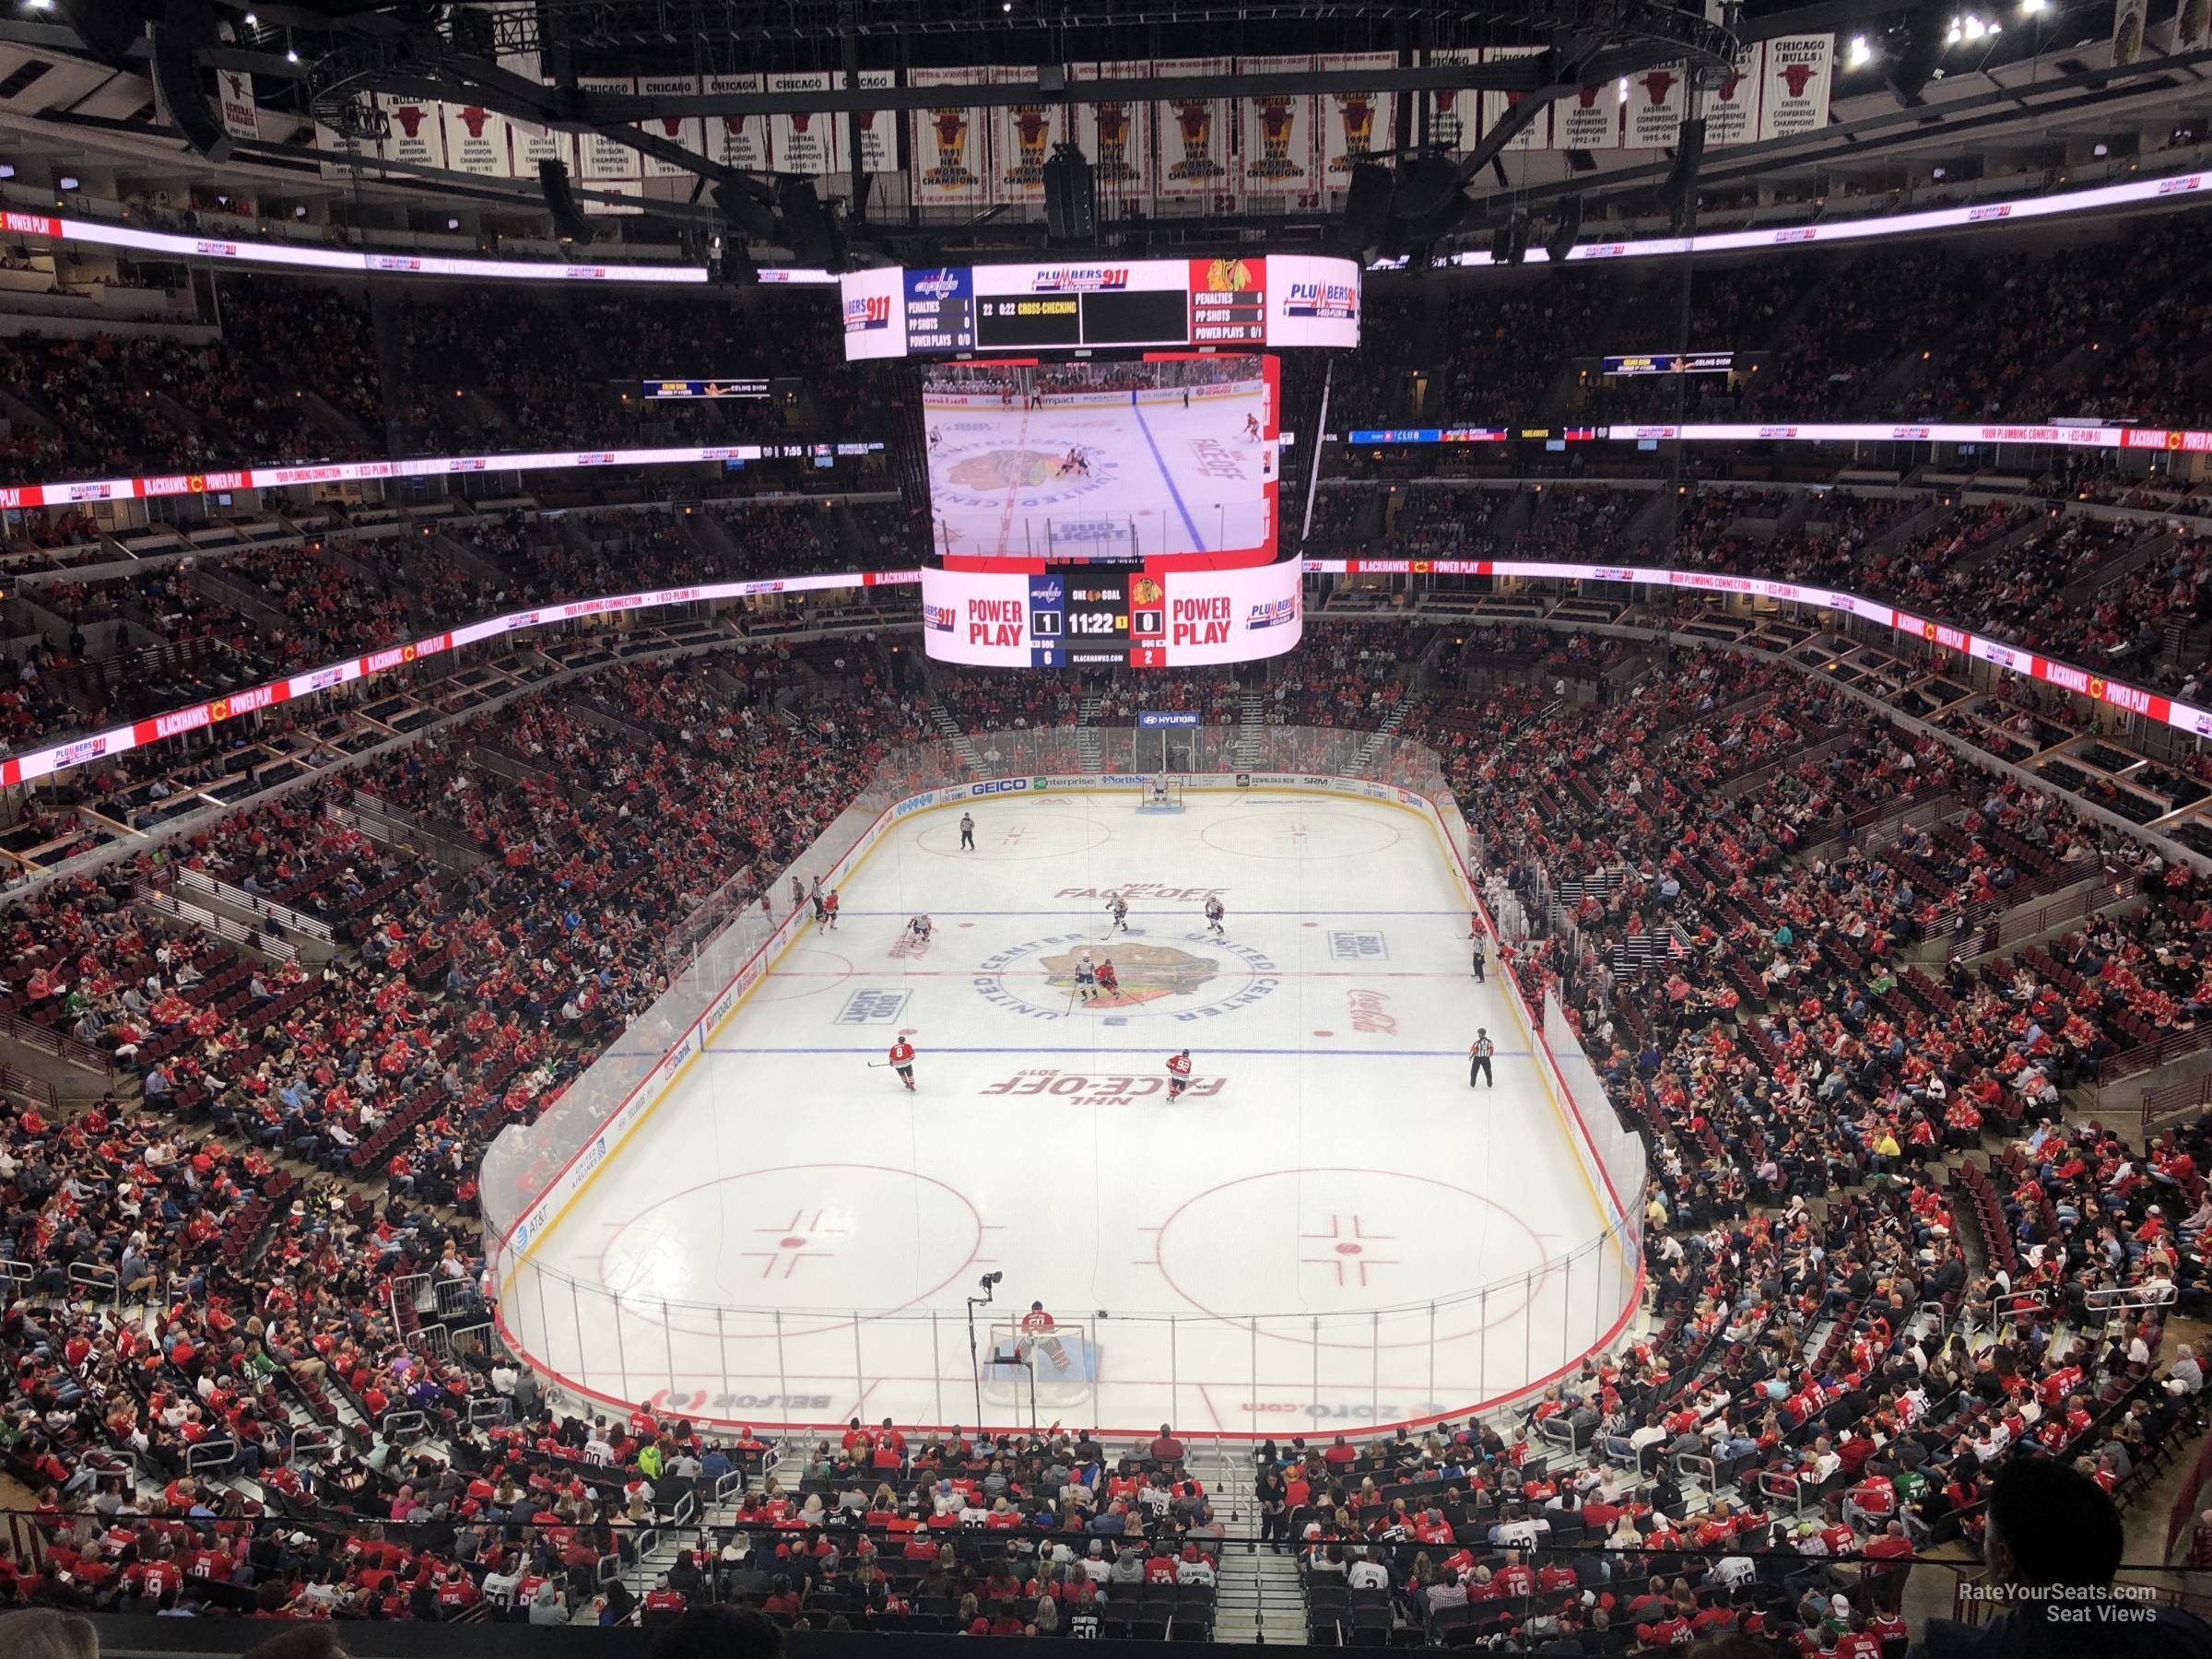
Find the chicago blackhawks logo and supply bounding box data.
[973,931,1279,1021]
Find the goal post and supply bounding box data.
[1137,774,1187,814]
[982,1321,1100,1408]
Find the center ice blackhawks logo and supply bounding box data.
[974,931,1280,1021]
[1042,941,1214,1008]
[948,450,1072,490]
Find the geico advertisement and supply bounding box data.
[920,559,1303,667]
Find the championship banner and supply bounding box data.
[1477,45,1547,152]
[1759,35,1832,140]
[1077,60,1154,216]
[1239,55,1317,204]
[377,92,445,171]
[769,71,837,175]
[441,101,512,178]
[1553,79,1622,151]
[843,68,900,173]
[216,69,258,144]
[1703,45,1764,147]
[1625,64,1688,149]
[2180,0,2211,53]
[1156,56,1234,201]
[910,65,989,208]
[2112,0,2148,65]
[575,76,643,191]
[1318,52,1395,186]
[1422,48,1477,154]
[636,75,706,179]
[704,74,769,173]
[993,65,1070,205]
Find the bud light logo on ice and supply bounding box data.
[923,602,958,633]
[1245,596,1298,630]
[1030,266,1130,292]
[843,292,891,333]
[1285,279,1356,319]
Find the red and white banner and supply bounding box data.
[1423,48,1477,155]
[441,102,512,178]
[1703,45,1764,146]
[378,93,445,170]
[636,75,706,179]
[216,70,258,144]
[844,68,900,173]
[575,76,643,200]
[1553,80,1621,152]
[703,73,770,173]
[769,70,837,175]
[1759,35,1832,141]
[1626,64,1688,149]
[1078,60,1154,214]
[1156,56,1235,201]
[1240,56,1318,204]
[1478,45,1547,152]
[910,65,990,208]
[1319,52,1395,186]
[992,65,1070,205]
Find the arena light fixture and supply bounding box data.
[1847,35,1873,67]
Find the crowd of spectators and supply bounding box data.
[0,613,2201,1642]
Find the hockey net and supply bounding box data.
[982,1321,1099,1406]
[1137,774,1187,814]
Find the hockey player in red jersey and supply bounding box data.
[1166,1048,1193,1100]
[888,1037,916,1090]
[1095,959,1120,999]
[1243,412,1261,442]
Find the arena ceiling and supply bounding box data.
[0,0,2206,261]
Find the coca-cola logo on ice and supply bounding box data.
[1347,990,1398,1035]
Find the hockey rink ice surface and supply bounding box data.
[516,790,1621,1436]
[925,387,1275,559]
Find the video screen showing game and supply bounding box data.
[923,354,1278,564]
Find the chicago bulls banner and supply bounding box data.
[703,74,769,173]
[378,91,445,170]
[910,65,989,208]
[1626,62,1688,149]
[1155,56,1234,202]
[842,68,900,173]
[1702,45,1764,147]
[1239,55,1317,204]
[1759,35,1832,140]
[1477,45,1547,152]
[770,71,836,175]
[216,69,258,144]
[1422,48,1477,155]
[993,65,1070,205]
[1318,52,1395,192]
[636,76,706,180]
[1553,77,1622,151]
[441,100,511,177]
[1077,60,1155,218]
[575,76,642,191]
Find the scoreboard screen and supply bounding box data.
[841,253,1358,359]
[923,558,1300,669]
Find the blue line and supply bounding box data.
[1129,395,1206,552]
[705,1046,1531,1058]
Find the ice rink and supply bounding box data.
[925,384,1277,559]
[509,789,1626,1438]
